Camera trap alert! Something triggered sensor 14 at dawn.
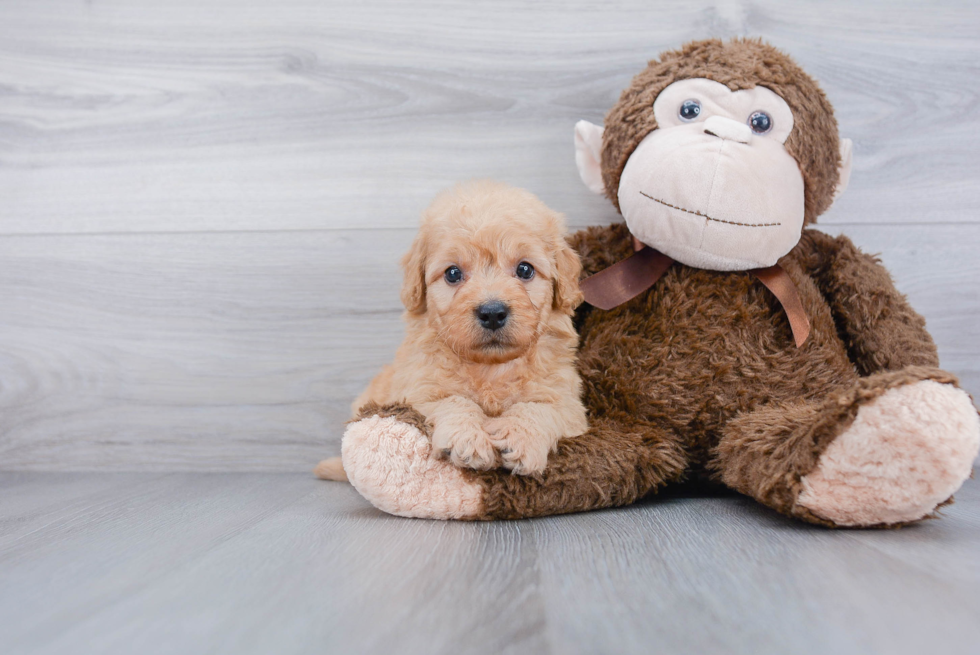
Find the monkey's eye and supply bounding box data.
[678,99,701,122]
[444,265,463,284]
[515,262,535,280]
[749,111,773,134]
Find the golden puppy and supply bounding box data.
[316,180,588,480]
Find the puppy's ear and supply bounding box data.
[552,236,584,315]
[400,232,428,314]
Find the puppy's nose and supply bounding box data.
[476,301,509,331]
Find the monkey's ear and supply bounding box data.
[574,120,606,195]
[399,232,427,314]
[832,137,853,203]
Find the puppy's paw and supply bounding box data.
[431,422,499,471]
[485,416,550,476]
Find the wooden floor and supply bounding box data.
[1,471,979,655]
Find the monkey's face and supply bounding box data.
[575,71,852,272]
[617,79,804,271]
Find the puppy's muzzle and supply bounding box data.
[476,300,509,331]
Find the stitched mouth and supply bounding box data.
[639,191,781,228]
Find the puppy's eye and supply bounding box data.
[515,262,534,280]
[444,265,463,284]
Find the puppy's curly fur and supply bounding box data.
[315,180,588,480]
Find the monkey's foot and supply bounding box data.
[798,380,980,526]
[342,414,485,520]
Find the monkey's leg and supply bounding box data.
[340,404,687,520]
[714,367,979,527]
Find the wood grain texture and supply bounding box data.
[0,230,407,470]
[0,472,978,655]
[0,0,978,234]
[0,225,976,471]
[0,0,978,470]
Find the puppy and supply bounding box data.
[316,180,588,480]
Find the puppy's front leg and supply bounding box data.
[417,397,498,471]
[485,399,588,475]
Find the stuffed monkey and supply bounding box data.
[334,38,980,527]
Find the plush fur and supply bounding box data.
[334,39,980,527]
[458,224,973,523]
[796,381,980,526]
[601,38,840,224]
[317,181,588,478]
[342,407,484,520]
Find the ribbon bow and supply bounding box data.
[579,238,810,348]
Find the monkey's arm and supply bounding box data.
[797,229,939,375]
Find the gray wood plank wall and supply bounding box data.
[1,0,978,471]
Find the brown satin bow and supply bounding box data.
[579,237,811,348]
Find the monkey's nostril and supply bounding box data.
[476,300,510,331]
[703,115,752,144]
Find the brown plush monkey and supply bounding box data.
[334,38,980,527]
